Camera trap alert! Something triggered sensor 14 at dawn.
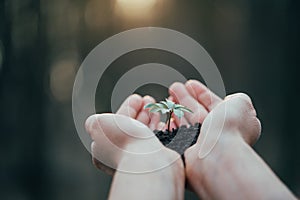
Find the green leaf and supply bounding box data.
[144,99,192,116]
[174,104,184,109]
[144,103,156,109]
[160,108,170,114]
[165,99,175,109]
[174,104,193,113]
[149,107,162,113]
[159,101,169,109]
[173,109,184,118]
[155,102,168,109]
[149,107,169,114]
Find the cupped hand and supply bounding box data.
[168,79,261,148]
[85,94,183,175]
[169,80,261,197]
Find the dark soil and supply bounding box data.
[154,123,201,155]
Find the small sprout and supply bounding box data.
[144,99,193,133]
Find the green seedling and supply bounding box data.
[144,99,192,133]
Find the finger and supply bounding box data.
[86,113,161,151]
[168,95,175,103]
[169,82,208,124]
[185,80,222,111]
[116,94,143,119]
[86,114,125,148]
[148,112,160,131]
[85,114,100,141]
[136,95,155,125]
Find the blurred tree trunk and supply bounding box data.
[0,0,48,199]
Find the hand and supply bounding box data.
[168,79,261,149]
[169,80,296,199]
[85,94,185,199]
[85,94,180,175]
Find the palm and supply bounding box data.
[86,94,182,175]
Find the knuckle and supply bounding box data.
[246,117,262,145]
[228,93,256,114]
[235,93,252,103]
[91,141,97,154]
[225,93,251,103]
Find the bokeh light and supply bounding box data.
[115,0,157,19]
[50,59,77,102]
[85,0,110,30]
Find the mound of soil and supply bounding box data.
[154,123,201,155]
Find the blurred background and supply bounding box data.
[0,0,299,199]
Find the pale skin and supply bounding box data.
[86,95,185,200]
[85,80,297,200]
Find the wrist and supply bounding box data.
[185,130,248,197]
[111,148,185,200]
[117,146,184,174]
[202,131,248,169]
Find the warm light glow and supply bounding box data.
[117,0,156,10]
[50,59,77,102]
[85,0,109,29]
[115,0,157,19]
